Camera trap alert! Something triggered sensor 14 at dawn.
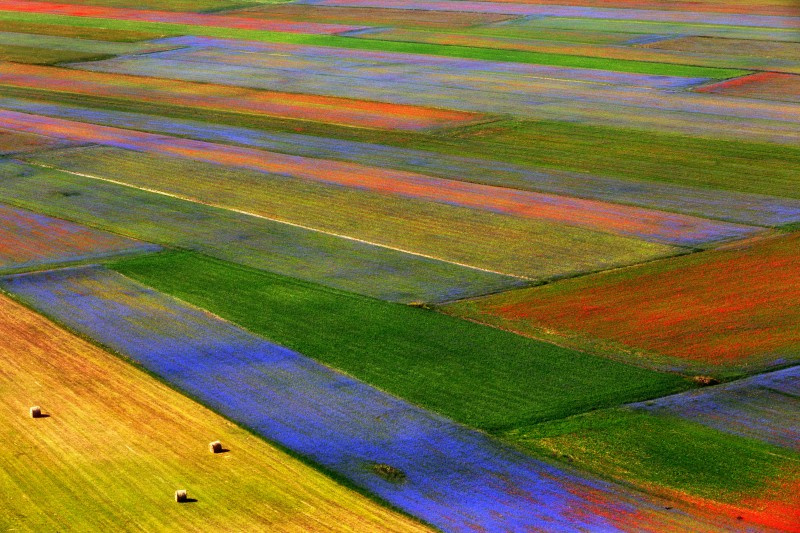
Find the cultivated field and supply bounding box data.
[0,201,158,272]
[0,160,525,302]
[0,0,797,529]
[505,408,800,532]
[0,265,749,532]
[0,292,432,532]
[446,233,800,375]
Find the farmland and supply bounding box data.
[0,265,747,532]
[0,291,432,532]
[445,233,800,375]
[0,0,798,530]
[102,250,689,431]
[0,201,158,272]
[504,408,800,532]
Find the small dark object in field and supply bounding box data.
[372,463,406,482]
[209,440,222,454]
[58,190,81,197]
[407,301,431,310]
[175,490,188,503]
[692,375,720,386]
[30,406,42,418]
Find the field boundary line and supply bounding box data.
[28,162,532,280]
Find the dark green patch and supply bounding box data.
[109,251,689,431]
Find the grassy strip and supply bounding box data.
[0,11,748,78]
[448,119,800,200]
[0,20,167,41]
[504,408,800,506]
[109,251,690,432]
[0,44,111,65]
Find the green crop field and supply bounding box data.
[109,250,690,431]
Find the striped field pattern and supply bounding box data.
[0,0,797,530]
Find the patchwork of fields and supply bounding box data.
[0,0,797,530]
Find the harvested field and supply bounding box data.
[0,293,429,532]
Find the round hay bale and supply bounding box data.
[692,375,720,386]
[175,489,188,503]
[372,463,406,483]
[30,406,41,419]
[209,440,222,454]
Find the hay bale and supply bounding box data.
[175,489,188,503]
[372,463,406,482]
[692,375,720,386]
[209,440,222,454]
[30,406,41,419]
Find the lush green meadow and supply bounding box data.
[110,250,690,432]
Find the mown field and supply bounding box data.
[0,0,798,530]
[0,292,431,532]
